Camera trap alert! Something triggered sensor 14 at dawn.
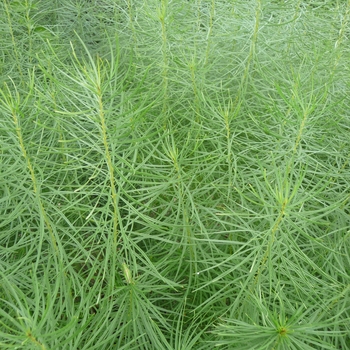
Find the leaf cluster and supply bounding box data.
[0,0,349,349]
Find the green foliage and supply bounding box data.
[0,0,349,349]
